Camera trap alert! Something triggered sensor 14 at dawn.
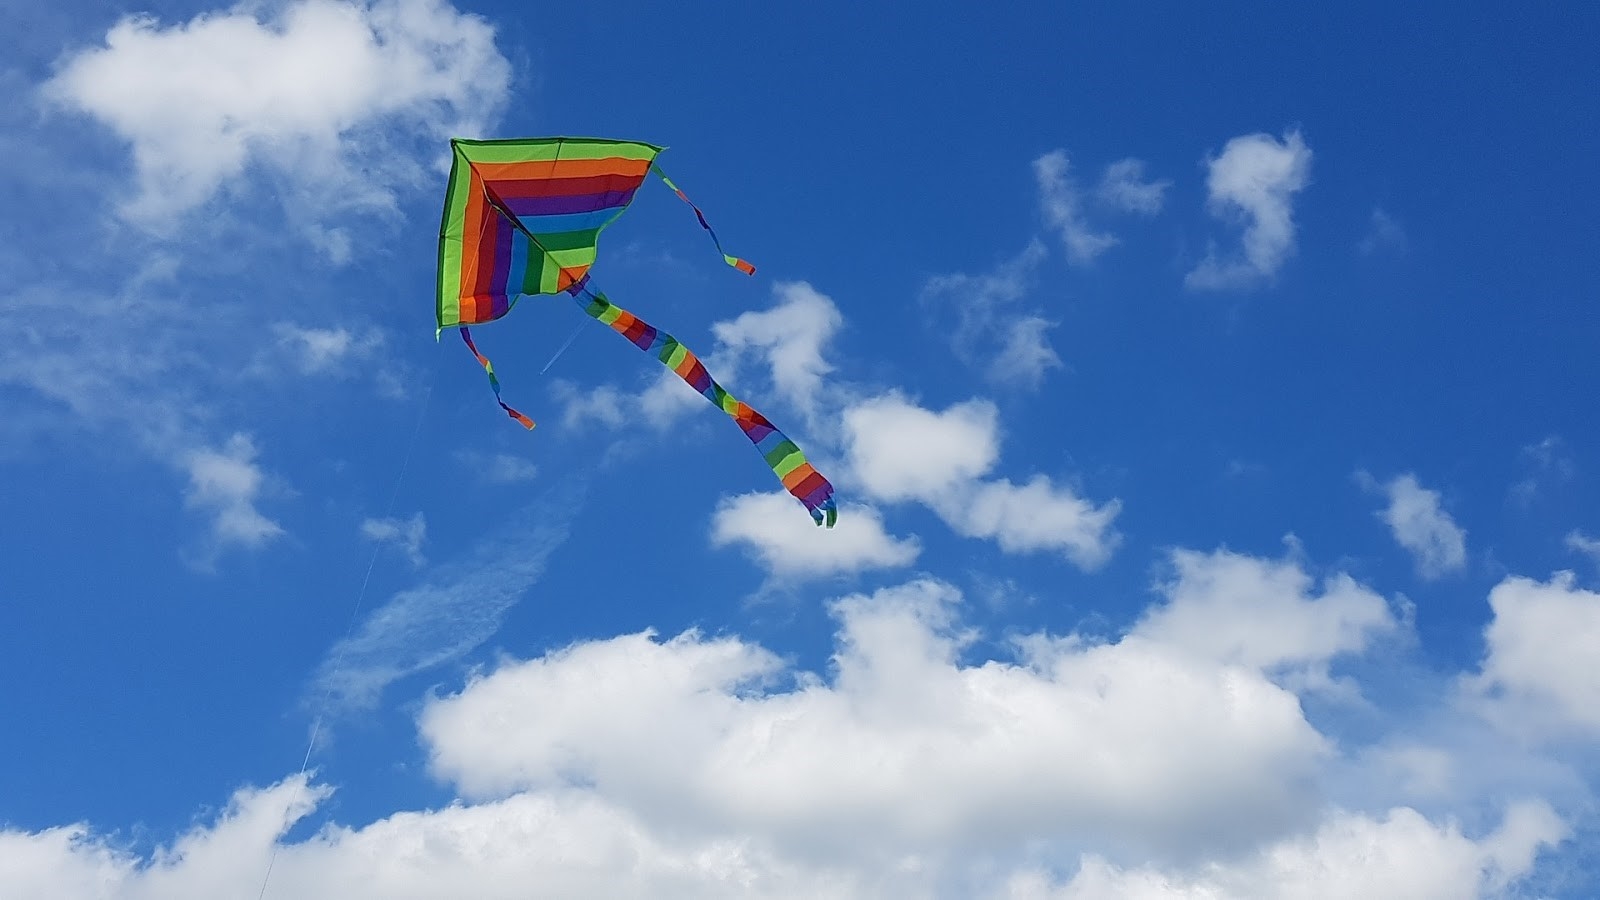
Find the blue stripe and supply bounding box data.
[518,208,629,236]
[506,230,530,295]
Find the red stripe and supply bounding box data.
[489,173,650,200]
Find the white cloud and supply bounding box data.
[1096,158,1170,215]
[0,571,1577,899]
[182,432,283,555]
[550,381,631,429]
[1565,530,1600,567]
[422,578,1330,857]
[1186,129,1312,290]
[949,477,1121,569]
[842,394,999,503]
[842,393,1120,568]
[313,492,576,712]
[712,282,842,421]
[711,492,919,578]
[986,316,1063,388]
[1034,150,1118,264]
[270,323,382,375]
[1010,802,1565,900]
[1367,473,1467,579]
[42,0,511,231]
[1468,571,1600,736]
[361,512,426,567]
[1136,548,1398,677]
[922,241,1060,389]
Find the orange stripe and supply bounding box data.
[555,265,589,291]
[673,353,699,378]
[459,171,491,299]
[472,157,653,182]
[781,462,818,490]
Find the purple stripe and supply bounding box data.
[504,188,636,218]
[801,485,833,506]
[490,214,514,296]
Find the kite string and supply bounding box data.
[255,378,434,900]
[539,318,587,374]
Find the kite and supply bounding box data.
[437,136,838,527]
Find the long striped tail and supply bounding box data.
[574,286,836,527]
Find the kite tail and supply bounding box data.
[574,286,837,527]
[652,164,757,276]
[460,327,535,429]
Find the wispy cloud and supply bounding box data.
[1097,158,1171,215]
[362,512,427,567]
[1565,531,1600,568]
[1186,129,1313,290]
[1510,435,1574,506]
[454,450,539,484]
[922,240,1061,389]
[1034,150,1118,264]
[312,485,581,713]
[269,323,384,375]
[1358,207,1407,255]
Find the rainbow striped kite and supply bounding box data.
[437,136,838,527]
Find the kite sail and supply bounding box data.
[437,136,837,527]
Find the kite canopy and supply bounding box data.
[436,136,838,527]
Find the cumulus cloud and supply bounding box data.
[182,433,283,557]
[842,393,1119,568]
[361,512,426,567]
[1009,802,1565,899]
[1468,571,1600,736]
[1365,473,1468,579]
[422,578,1329,856]
[1136,547,1398,680]
[842,394,999,503]
[1096,158,1170,215]
[0,569,1576,898]
[42,0,511,231]
[711,492,919,578]
[1034,150,1117,264]
[1186,129,1312,290]
[712,282,843,422]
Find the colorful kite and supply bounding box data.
[437,136,837,527]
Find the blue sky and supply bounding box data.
[3,0,1599,896]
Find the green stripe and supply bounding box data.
[452,137,662,164]
[765,442,804,475]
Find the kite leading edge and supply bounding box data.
[436,136,838,527]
